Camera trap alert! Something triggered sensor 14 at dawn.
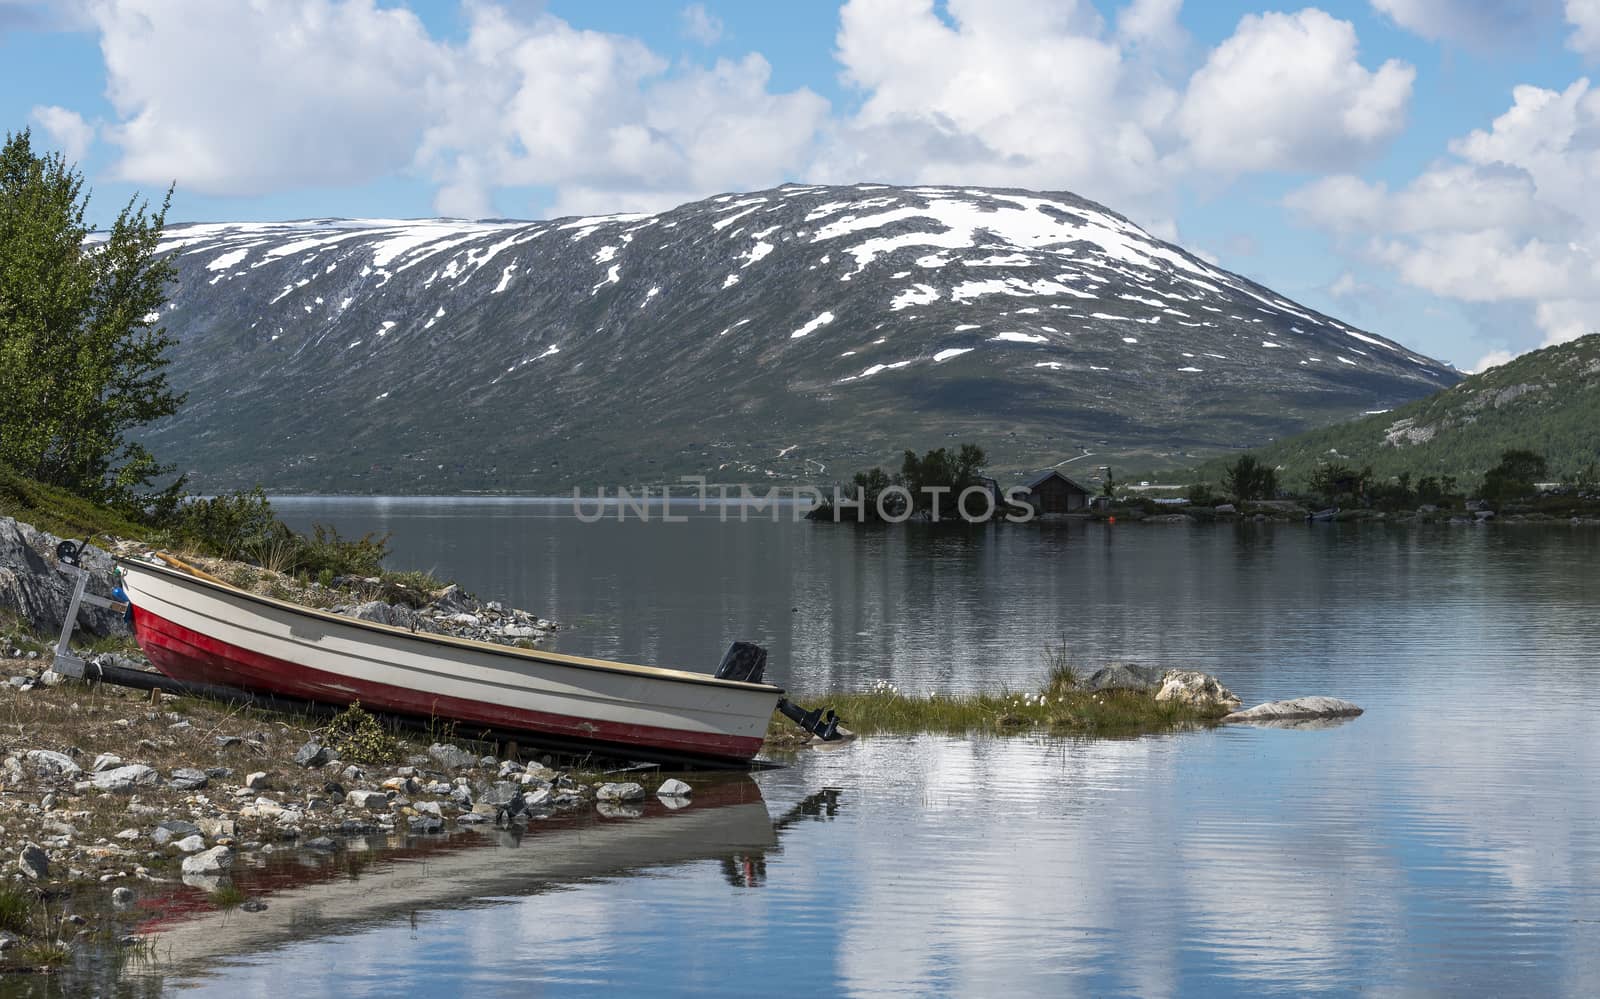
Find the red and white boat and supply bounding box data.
[114,555,787,763]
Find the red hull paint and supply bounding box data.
[133,608,765,761]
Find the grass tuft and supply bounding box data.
[0,886,33,934]
[767,662,1224,749]
[16,940,70,967]
[208,883,246,909]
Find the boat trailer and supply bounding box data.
[46,538,128,681]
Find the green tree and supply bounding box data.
[0,128,182,507]
[898,443,987,520]
[1308,463,1374,504]
[850,466,904,520]
[1221,454,1277,501]
[1480,448,1547,503]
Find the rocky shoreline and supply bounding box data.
[0,513,601,967]
[0,651,704,965]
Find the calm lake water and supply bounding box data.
[33,501,1600,996]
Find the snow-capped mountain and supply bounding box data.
[145,183,1457,492]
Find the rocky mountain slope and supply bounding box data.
[1211,334,1600,486]
[142,184,1458,492]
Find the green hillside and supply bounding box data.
[1198,334,1600,488]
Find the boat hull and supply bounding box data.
[117,559,779,762]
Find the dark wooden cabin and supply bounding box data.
[1020,470,1093,514]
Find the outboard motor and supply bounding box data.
[715,641,768,683]
[717,641,845,742]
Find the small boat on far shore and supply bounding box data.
[1307,507,1339,523]
[112,555,787,765]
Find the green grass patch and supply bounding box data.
[0,464,150,542]
[768,664,1222,749]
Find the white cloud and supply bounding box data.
[28,104,94,164]
[84,0,826,218]
[1116,0,1189,61]
[417,6,827,217]
[1471,348,1514,372]
[76,0,1418,240]
[819,0,1184,226]
[680,3,723,45]
[1329,271,1366,298]
[90,0,440,195]
[1288,76,1600,355]
[1179,9,1415,173]
[1373,0,1557,52]
[1566,0,1600,57]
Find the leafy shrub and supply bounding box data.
[325,701,399,765]
[294,524,390,578]
[168,488,389,578]
[172,488,284,560]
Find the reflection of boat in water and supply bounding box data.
[135,781,837,972]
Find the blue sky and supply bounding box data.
[3,0,1598,372]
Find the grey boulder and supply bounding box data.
[1083,664,1166,693]
[169,767,210,790]
[427,743,477,770]
[0,516,127,637]
[18,844,49,880]
[293,741,332,768]
[24,749,81,777]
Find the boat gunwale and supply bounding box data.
[114,556,785,695]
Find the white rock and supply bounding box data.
[173,834,207,853]
[1154,670,1241,712]
[596,782,646,803]
[656,779,693,799]
[241,797,283,818]
[91,764,159,791]
[91,753,124,773]
[181,845,234,875]
[198,817,235,838]
[1223,696,1364,723]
